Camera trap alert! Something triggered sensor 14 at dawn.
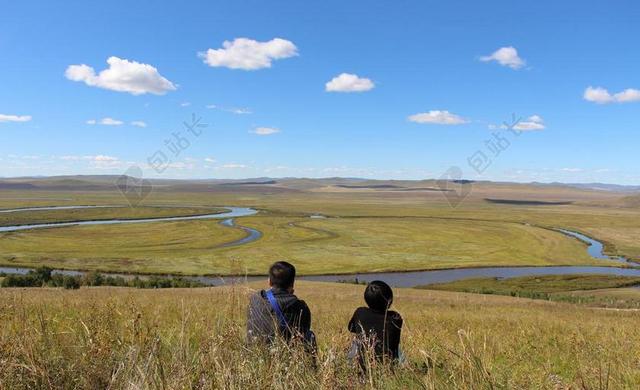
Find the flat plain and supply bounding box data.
[0,177,638,275]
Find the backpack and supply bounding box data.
[265,289,317,351]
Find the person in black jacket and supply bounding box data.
[348,280,403,366]
[246,261,314,348]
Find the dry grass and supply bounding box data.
[1,281,639,389]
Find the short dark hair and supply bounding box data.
[364,280,393,311]
[269,261,296,289]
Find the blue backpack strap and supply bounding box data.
[265,289,288,329]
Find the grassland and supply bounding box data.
[1,282,639,388]
[0,220,245,274]
[0,213,601,275]
[557,287,640,309]
[421,274,640,294]
[420,274,640,309]
[0,179,638,275]
[204,215,598,275]
[0,205,224,227]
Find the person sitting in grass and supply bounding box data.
[247,261,316,351]
[348,280,403,367]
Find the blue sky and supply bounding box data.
[1,1,639,184]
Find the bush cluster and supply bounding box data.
[0,267,205,289]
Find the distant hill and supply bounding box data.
[560,182,640,193]
[0,182,37,189]
[0,176,636,205]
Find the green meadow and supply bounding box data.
[0,180,639,275]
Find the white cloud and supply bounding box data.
[102,118,122,126]
[204,157,216,163]
[65,56,176,95]
[58,155,120,167]
[199,38,298,70]
[164,161,195,170]
[584,86,640,104]
[220,163,248,169]
[615,88,640,103]
[480,46,526,69]
[93,155,118,162]
[91,155,124,169]
[206,104,252,114]
[583,86,613,104]
[59,155,86,161]
[180,102,191,107]
[513,115,546,131]
[86,117,124,126]
[489,115,546,131]
[251,127,280,135]
[130,121,147,128]
[408,110,469,125]
[325,73,375,92]
[0,114,32,123]
[59,155,108,160]
[229,107,252,114]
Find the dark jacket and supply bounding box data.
[348,307,403,360]
[247,288,311,343]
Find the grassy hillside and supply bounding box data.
[0,282,638,389]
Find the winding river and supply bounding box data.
[0,206,258,233]
[0,205,638,287]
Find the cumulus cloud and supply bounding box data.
[65,56,177,95]
[251,127,280,135]
[0,114,32,123]
[325,73,375,92]
[130,121,147,128]
[583,86,640,104]
[408,110,469,125]
[513,115,545,131]
[199,38,298,70]
[86,117,124,126]
[480,46,526,69]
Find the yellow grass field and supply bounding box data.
[1,282,639,388]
